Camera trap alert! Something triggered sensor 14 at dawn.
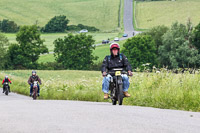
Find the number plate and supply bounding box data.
[115,71,121,76]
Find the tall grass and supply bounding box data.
[1,70,200,112]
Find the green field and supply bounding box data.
[5,32,127,63]
[1,70,200,112]
[0,0,122,31]
[135,0,200,29]
[39,39,127,63]
[5,32,120,52]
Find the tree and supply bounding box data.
[0,33,9,69]
[193,22,200,52]
[142,25,169,54]
[7,25,48,69]
[0,19,19,33]
[54,33,98,70]
[6,43,26,69]
[43,15,69,32]
[158,22,200,69]
[121,35,157,69]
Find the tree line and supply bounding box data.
[1,20,200,71]
[0,25,97,70]
[123,20,200,71]
[0,15,99,33]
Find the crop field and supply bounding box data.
[135,0,200,29]
[1,70,200,112]
[0,0,122,31]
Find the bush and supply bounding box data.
[6,25,48,69]
[0,33,10,69]
[67,24,99,32]
[38,62,64,70]
[0,19,19,33]
[42,15,69,33]
[54,33,98,70]
[158,22,200,69]
[193,22,200,52]
[122,35,157,70]
[142,25,169,54]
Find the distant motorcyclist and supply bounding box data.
[28,70,41,96]
[101,43,133,99]
[2,76,12,93]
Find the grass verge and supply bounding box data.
[1,70,200,112]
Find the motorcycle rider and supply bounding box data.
[28,70,41,96]
[101,43,133,99]
[2,76,12,93]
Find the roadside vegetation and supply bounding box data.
[1,70,200,112]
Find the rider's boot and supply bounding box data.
[37,93,40,97]
[123,91,131,97]
[29,93,32,97]
[2,87,5,93]
[8,87,10,92]
[104,93,109,99]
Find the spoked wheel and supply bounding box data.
[118,84,123,105]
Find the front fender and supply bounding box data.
[117,76,123,85]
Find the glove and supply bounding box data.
[128,71,133,76]
[102,72,107,77]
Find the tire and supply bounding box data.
[112,100,117,105]
[118,84,123,105]
[5,90,8,95]
[5,87,8,95]
[33,88,37,100]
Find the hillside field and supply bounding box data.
[135,0,200,29]
[0,0,122,31]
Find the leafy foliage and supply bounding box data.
[158,22,200,69]
[67,24,99,32]
[0,19,19,33]
[0,33,10,69]
[54,33,98,70]
[122,35,157,69]
[42,15,69,33]
[142,25,169,53]
[193,22,200,51]
[7,25,48,69]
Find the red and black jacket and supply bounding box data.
[2,78,12,84]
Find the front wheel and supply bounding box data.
[118,84,123,105]
[5,87,8,95]
[32,88,37,100]
[112,100,117,105]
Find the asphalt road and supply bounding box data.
[124,0,134,38]
[95,0,140,46]
[1,88,200,133]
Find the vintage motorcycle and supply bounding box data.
[32,81,38,100]
[3,82,9,95]
[108,68,128,105]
